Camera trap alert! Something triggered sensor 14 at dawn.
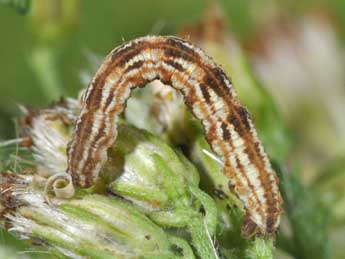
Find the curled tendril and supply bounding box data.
[43,173,74,205]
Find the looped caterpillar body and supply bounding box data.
[67,35,282,236]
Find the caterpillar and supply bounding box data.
[67,35,282,236]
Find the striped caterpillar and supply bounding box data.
[67,35,282,236]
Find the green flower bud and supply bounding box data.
[0,173,194,259]
[108,124,219,258]
[191,135,274,259]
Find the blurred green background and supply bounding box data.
[0,0,211,138]
[0,0,345,134]
[1,0,344,139]
[2,0,344,175]
[0,1,343,123]
[1,0,345,258]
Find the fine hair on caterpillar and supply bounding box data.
[67,35,282,236]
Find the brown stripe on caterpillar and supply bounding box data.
[227,103,282,223]
[74,49,161,176]
[67,35,282,236]
[84,40,151,111]
[82,63,203,177]
[160,43,234,101]
[88,39,231,113]
[219,120,267,233]
[199,84,212,103]
[231,104,282,231]
[163,59,184,72]
[79,64,173,177]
